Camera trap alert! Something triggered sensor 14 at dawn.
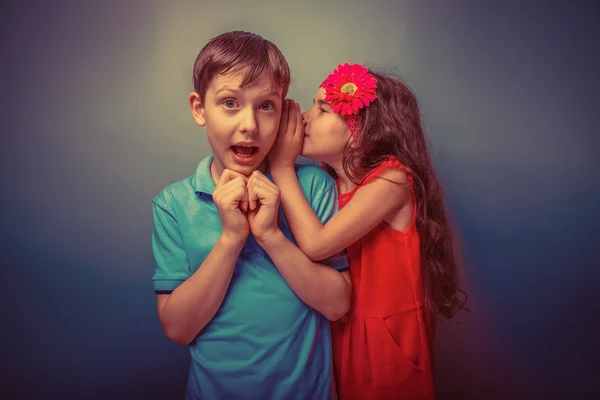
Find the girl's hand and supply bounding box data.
[269,99,305,171]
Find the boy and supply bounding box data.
[151,31,351,399]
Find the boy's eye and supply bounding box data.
[259,102,275,111]
[318,107,327,114]
[223,99,238,109]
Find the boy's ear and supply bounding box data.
[189,92,206,126]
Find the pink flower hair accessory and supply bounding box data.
[320,63,378,136]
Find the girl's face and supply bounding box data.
[301,88,352,166]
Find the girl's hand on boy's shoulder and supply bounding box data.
[269,99,305,171]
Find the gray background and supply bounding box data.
[1,1,598,398]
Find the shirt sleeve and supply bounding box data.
[307,168,350,273]
[152,192,190,294]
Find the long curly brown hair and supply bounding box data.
[323,69,468,321]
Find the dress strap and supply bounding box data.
[361,156,413,186]
[362,156,417,222]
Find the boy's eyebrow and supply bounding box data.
[261,90,282,98]
[215,87,281,98]
[316,98,330,106]
[215,86,239,95]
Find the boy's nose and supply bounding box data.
[239,109,258,134]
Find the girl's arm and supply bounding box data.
[269,100,411,261]
[271,166,411,261]
[257,229,352,321]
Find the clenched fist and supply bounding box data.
[212,169,250,244]
[246,170,281,242]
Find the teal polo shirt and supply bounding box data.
[152,155,348,400]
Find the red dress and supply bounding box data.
[331,157,436,400]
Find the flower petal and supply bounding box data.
[320,63,378,116]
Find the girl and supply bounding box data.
[269,63,467,399]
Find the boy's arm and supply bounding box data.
[247,171,350,321]
[271,166,410,261]
[153,170,250,345]
[156,235,244,346]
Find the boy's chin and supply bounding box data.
[227,165,255,176]
[226,158,268,176]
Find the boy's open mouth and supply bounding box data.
[231,144,258,158]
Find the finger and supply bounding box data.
[215,176,240,197]
[217,169,248,188]
[287,101,297,135]
[240,186,249,213]
[249,171,278,191]
[231,189,248,212]
[247,172,263,211]
[248,177,280,202]
[294,102,304,137]
[278,99,290,135]
[219,178,246,200]
[221,176,247,190]
[220,178,248,209]
[216,173,248,209]
[249,170,265,180]
[248,180,280,207]
[248,182,259,211]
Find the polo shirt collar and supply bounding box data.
[193,154,216,196]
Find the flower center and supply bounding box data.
[341,83,358,95]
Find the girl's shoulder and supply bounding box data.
[361,156,413,188]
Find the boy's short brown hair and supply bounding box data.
[193,31,291,102]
